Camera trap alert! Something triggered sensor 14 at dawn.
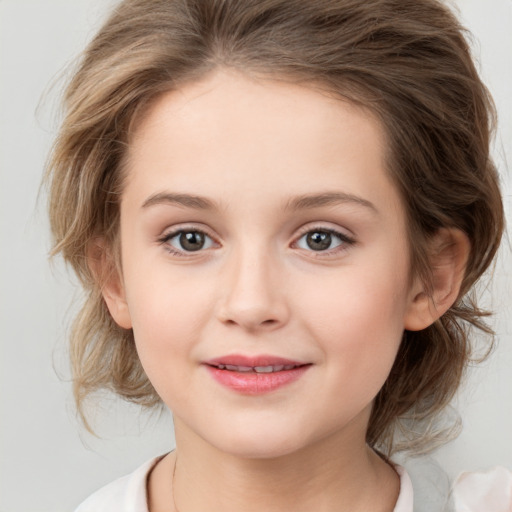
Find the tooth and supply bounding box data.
[254,366,274,373]
[225,365,238,371]
[283,365,295,370]
[273,365,284,371]
[218,364,226,369]
[237,366,253,372]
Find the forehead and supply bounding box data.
[124,69,401,219]
[129,70,384,161]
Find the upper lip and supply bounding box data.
[204,354,309,371]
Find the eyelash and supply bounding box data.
[293,226,356,256]
[157,226,215,257]
[157,225,356,257]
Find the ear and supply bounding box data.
[404,228,470,331]
[87,238,132,330]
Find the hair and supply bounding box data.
[46,0,504,455]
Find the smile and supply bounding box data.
[204,355,311,394]
[211,364,301,373]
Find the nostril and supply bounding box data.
[217,299,289,330]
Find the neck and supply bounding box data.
[148,416,399,512]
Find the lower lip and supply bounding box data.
[205,365,310,395]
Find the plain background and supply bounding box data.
[0,1,510,510]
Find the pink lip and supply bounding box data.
[205,354,306,367]
[203,354,311,395]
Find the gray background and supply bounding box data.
[0,1,510,510]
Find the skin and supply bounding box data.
[100,69,468,512]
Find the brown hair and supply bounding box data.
[46,0,504,454]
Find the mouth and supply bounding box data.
[203,355,311,394]
[208,363,304,373]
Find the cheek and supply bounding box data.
[130,285,205,341]
[301,261,408,337]
[294,278,405,429]
[121,264,207,379]
[298,259,409,390]
[121,261,230,408]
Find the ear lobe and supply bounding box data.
[87,238,132,330]
[404,228,470,331]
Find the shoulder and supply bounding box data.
[392,458,451,512]
[393,464,414,512]
[74,456,165,512]
[452,466,512,512]
[394,458,512,512]
[403,457,451,511]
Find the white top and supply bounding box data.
[74,455,512,512]
[74,456,414,512]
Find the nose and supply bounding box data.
[216,246,290,332]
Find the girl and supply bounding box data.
[45,0,506,510]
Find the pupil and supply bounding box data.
[307,231,331,251]
[180,231,205,251]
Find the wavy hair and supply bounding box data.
[46,0,504,454]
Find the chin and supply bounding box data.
[217,435,305,460]
[201,418,316,460]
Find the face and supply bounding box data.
[107,69,424,458]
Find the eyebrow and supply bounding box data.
[141,192,218,210]
[141,191,378,214]
[284,192,378,214]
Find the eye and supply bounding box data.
[160,229,216,254]
[295,228,354,252]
